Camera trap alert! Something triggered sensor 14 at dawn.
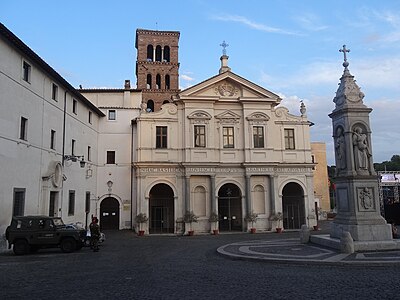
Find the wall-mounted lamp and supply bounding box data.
[64,155,86,168]
[107,180,113,193]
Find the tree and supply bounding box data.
[374,154,400,171]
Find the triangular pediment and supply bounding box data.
[177,71,281,105]
[215,110,241,122]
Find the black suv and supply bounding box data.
[5,216,86,255]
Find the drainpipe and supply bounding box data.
[61,91,67,219]
[131,119,136,230]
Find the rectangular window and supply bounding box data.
[194,125,206,147]
[108,109,116,120]
[72,99,77,114]
[284,129,295,150]
[52,83,58,101]
[156,126,168,148]
[253,126,264,148]
[223,127,234,148]
[87,146,91,161]
[20,117,28,140]
[85,192,91,214]
[106,151,115,164]
[13,188,25,216]
[68,190,75,216]
[23,61,31,82]
[71,139,76,156]
[88,111,92,124]
[50,130,56,150]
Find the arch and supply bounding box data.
[156,74,161,89]
[282,182,305,229]
[146,74,152,89]
[165,74,170,89]
[149,183,174,234]
[99,197,120,230]
[193,185,206,216]
[162,100,170,105]
[163,46,170,62]
[218,183,242,231]
[146,100,154,112]
[252,184,266,214]
[146,45,153,61]
[155,45,162,62]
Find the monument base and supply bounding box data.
[330,222,393,241]
[311,234,400,252]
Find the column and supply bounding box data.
[153,48,156,62]
[245,175,251,214]
[185,176,190,212]
[161,47,164,62]
[210,175,216,213]
[269,175,277,213]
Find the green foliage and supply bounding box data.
[135,213,148,223]
[374,155,400,171]
[183,211,198,224]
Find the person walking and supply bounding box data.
[89,217,100,252]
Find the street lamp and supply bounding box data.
[64,155,86,168]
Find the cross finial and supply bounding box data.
[339,45,350,69]
[220,40,229,56]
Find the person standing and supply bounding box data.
[89,217,100,252]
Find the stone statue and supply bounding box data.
[352,127,371,172]
[335,127,346,170]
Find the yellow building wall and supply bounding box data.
[311,142,330,213]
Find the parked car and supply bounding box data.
[5,216,86,255]
[65,223,106,246]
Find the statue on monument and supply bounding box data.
[335,126,346,171]
[352,127,372,173]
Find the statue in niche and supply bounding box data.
[352,127,372,172]
[335,127,346,171]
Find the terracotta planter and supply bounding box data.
[212,229,219,235]
[250,228,256,234]
[138,230,145,236]
[188,230,194,236]
[276,228,282,233]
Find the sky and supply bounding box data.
[1,0,400,165]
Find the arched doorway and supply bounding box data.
[218,183,242,231]
[282,182,305,229]
[149,183,174,234]
[100,197,120,230]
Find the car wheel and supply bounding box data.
[60,238,77,253]
[13,239,29,255]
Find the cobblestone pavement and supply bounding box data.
[1,221,399,300]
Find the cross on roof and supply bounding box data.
[339,45,350,63]
[220,40,229,56]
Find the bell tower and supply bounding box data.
[135,28,180,112]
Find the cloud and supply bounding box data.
[181,74,194,81]
[211,14,300,36]
[294,13,328,32]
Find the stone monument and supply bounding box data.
[311,45,400,252]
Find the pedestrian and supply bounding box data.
[89,217,100,252]
[392,222,398,239]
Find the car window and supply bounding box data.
[53,218,64,226]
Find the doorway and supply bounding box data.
[282,183,305,229]
[218,183,242,231]
[100,197,120,230]
[149,184,174,234]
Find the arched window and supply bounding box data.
[163,46,170,62]
[155,45,162,62]
[147,45,153,61]
[165,75,170,89]
[146,74,152,89]
[146,100,154,112]
[156,74,161,89]
[163,100,170,105]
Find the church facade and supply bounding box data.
[0,23,318,235]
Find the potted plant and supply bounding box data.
[183,211,198,236]
[135,213,148,236]
[208,212,219,235]
[270,212,283,233]
[245,211,258,234]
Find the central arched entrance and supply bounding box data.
[100,197,120,230]
[149,183,174,234]
[218,183,242,231]
[282,182,305,229]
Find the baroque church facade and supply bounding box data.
[0,23,318,235]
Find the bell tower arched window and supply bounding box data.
[155,45,162,62]
[156,74,161,89]
[165,75,170,89]
[164,46,170,62]
[147,45,153,61]
[146,74,152,89]
[146,100,154,112]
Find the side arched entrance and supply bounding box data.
[282,182,305,229]
[218,183,242,231]
[149,183,174,234]
[100,197,120,230]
